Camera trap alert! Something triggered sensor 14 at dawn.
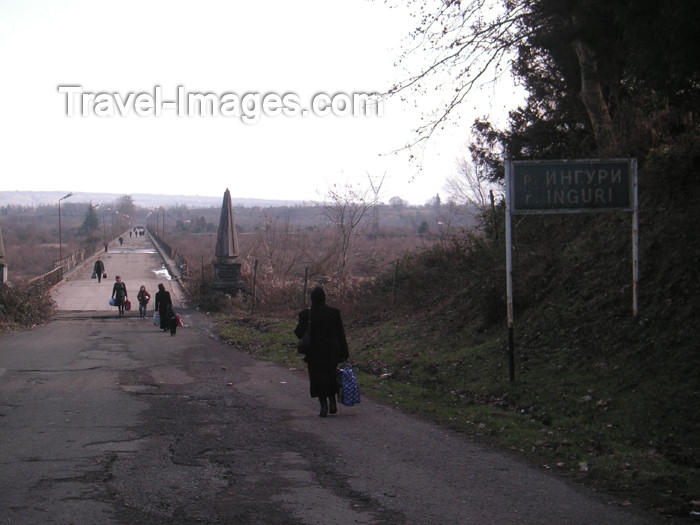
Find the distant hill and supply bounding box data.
[0,191,304,209]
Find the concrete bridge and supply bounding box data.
[51,232,186,314]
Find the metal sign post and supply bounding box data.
[505,161,515,382]
[631,158,639,317]
[504,158,638,382]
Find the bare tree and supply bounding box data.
[114,195,136,219]
[389,196,407,210]
[321,182,373,276]
[386,0,625,155]
[386,0,526,148]
[297,228,341,277]
[444,155,501,214]
[249,216,304,280]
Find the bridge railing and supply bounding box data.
[27,266,63,289]
[52,244,99,276]
[149,230,189,279]
[27,240,105,289]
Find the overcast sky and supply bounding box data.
[0,0,522,205]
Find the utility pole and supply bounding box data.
[58,192,73,261]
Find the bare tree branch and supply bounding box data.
[384,0,528,150]
[321,182,373,275]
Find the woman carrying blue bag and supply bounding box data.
[295,287,350,418]
[111,276,128,316]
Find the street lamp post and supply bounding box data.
[102,208,111,243]
[58,192,73,262]
[89,202,100,247]
[152,208,159,236]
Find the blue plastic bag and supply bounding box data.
[108,297,116,306]
[337,362,361,407]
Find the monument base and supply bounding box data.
[212,261,243,294]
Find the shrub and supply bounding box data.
[0,281,56,331]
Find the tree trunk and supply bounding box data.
[573,39,616,153]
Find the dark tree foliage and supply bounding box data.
[486,0,700,176]
[621,1,700,113]
[392,0,700,181]
[79,203,101,238]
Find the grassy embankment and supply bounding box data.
[215,141,700,519]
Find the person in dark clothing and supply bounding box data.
[111,275,128,316]
[137,285,151,318]
[165,304,178,336]
[93,257,105,283]
[154,283,172,332]
[294,287,349,417]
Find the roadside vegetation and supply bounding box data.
[211,137,699,519]
[0,281,55,332]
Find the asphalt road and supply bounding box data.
[0,235,669,524]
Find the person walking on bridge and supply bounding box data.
[111,276,128,316]
[137,285,151,319]
[93,257,105,283]
[154,283,172,331]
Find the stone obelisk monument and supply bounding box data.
[212,189,242,293]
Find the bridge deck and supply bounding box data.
[51,234,186,314]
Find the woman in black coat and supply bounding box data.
[93,257,105,283]
[154,283,172,332]
[295,287,349,417]
[111,275,128,316]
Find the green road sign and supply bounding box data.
[510,159,633,213]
